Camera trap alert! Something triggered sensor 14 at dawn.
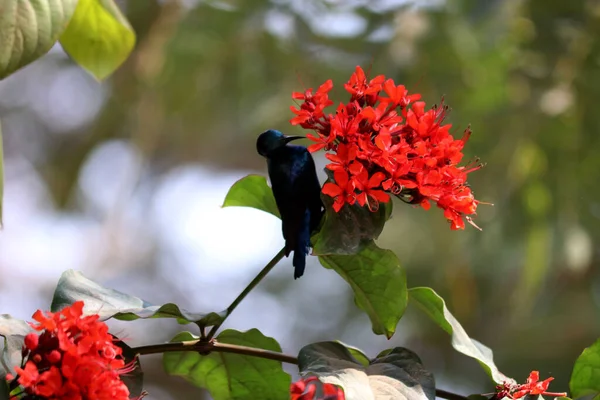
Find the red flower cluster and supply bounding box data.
[495,371,567,399]
[290,376,345,400]
[290,66,482,230]
[6,301,141,400]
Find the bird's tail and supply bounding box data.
[293,209,311,279]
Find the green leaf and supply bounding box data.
[0,0,78,79]
[298,341,435,400]
[319,242,407,339]
[336,341,370,367]
[408,287,509,384]
[0,315,34,377]
[0,120,4,227]
[570,338,600,399]
[222,174,281,218]
[312,190,392,256]
[59,0,135,80]
[51,269,225,329]
[163,329,290,400]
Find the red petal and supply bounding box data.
[307,143,325,153]
[371,190,390,203]
[368,172,386,188]
[333,169,350,187]
[527,371,540,384]
[348,161,364,177]
[322,183,342,197]
[354,66,366,82]
[292,91,306,100]
[318,79,333,93]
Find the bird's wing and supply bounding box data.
[269,147,323,255]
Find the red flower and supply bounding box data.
[325,143,358,172]
[289,65,484,230]
[290,376,345,400]
[322,169,357,212]
[6,301,143,400]
[344,66,385,106]
[495,371,567,400]
[351,163,390,212]
[306,132,335,153]
[291,80,334,129]
[379,79,422,108]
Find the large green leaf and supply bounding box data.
[0,120,3,227]
[59,0,135,80]
[222,174,280,218]
[0,0,78,79]
[408,287,509,384]
[51,269,225,329]
[312,189,392,256]
[570,338,600,399]
[319,242,407,339]
[298,341,435,400]
[163,329,290,400]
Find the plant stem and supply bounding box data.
[435,389,469,400]
[132,339,468,400]
[132,339,297,364]
[206,247,287,339]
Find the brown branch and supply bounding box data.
[435,388,470,400]
[131,338,297,365]
[131,340,469,400]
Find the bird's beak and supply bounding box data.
[283,135,304,143]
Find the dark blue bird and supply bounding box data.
[257,129,324,279]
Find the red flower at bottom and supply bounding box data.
[291,376,345,400]
[6,301,143,400]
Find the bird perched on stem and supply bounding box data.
[257,129,324,279]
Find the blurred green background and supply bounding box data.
[1,0,599,398]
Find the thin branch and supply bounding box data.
[132,339,469,400]
[131,339,297,365]
[435,388,470,400]
[206,247,287,339]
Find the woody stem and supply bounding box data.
[205,247,287,340]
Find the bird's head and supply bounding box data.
[256,129,304,157]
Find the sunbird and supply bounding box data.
[256,129,324,279]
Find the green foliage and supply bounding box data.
[408,287,509,384]
[223,174,406,338]
[222,174,280,218]
[312,192,392,255]
[336,341,370,367]
[570,338,600,399]
[59,0,135,80]
[163,329,290,400]
[319,242,407,339]
[51,269,225,329]
[0,0,77,79]
[298,341,435,400]
[0,315,34,377]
